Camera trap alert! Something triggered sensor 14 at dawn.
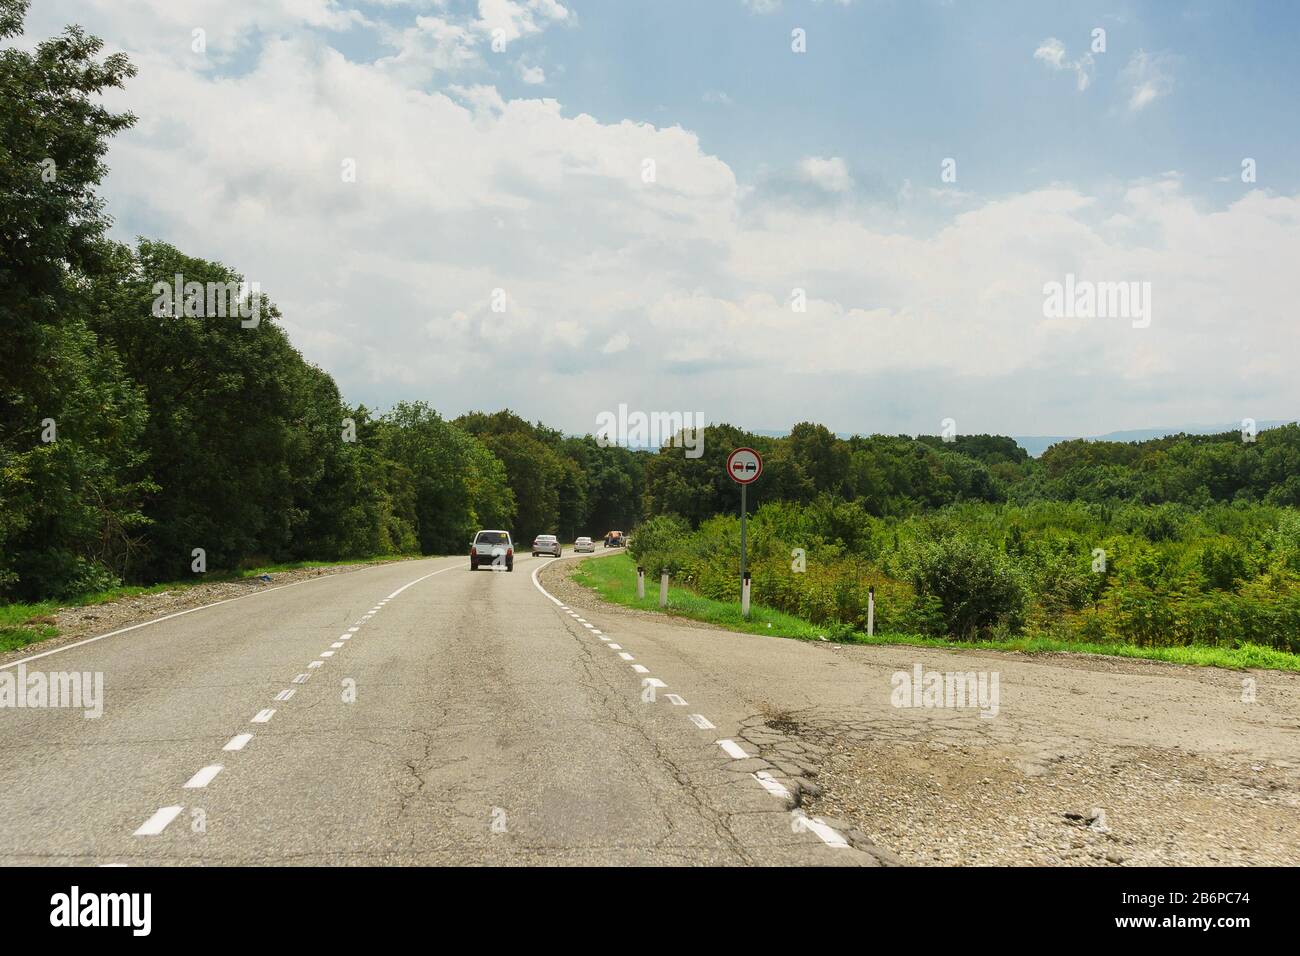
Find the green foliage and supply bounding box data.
[905,535,1026,639]
[0,2,149,598]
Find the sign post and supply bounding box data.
[726,447,763,617]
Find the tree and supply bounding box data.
[0,1,148,597]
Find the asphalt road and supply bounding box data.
[0,551,870,865]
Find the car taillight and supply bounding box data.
[507,548,513,556]
[470,546,477,555]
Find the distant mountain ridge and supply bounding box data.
[748,421,1297,458]
[1011,421,1296,457]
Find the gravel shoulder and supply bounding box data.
[544,557,1300,867]
[0,558,421,668]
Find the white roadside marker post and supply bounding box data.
[868,584,875,637]
[741,571,751,618]
[660,571,669,607]
[637,565,645,600]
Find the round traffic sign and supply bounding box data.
[727,447,763,484]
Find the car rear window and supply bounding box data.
[475,532,508,545]
[536,535,556,541]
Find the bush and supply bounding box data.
[627,514,692,574]
[905,535,1026,639]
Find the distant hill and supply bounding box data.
[748,423,1297,458]
[1012,421,1296,458]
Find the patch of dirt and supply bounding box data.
[550,556,1300,866]
[741,712,1300,867]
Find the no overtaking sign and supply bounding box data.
[727,447,762,484]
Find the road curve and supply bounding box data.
[0,552,867,865]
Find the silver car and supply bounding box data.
[532,534,561,557]
[573,536,594,553]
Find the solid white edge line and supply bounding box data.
[133,806,183,837]
[2,558,460,671]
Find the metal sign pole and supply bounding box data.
[726,447,761,619]
[740,482,747,616]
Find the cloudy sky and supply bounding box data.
[21,0,1300,438]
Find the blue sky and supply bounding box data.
[22,0,1300,438]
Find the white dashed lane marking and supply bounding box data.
[121,561,463,841]
[133,806,183,837]
[717,739,748,760]
[618,652,634,661]
[527,554,854,854]
[753,771,791,800]
[792,811,851,849]
[183,765,223,789]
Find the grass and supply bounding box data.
[0,552,421,654]
[572,553,1300,672]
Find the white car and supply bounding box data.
[470,530,513,571]
[573,536,594,553]
[532,534,561,557]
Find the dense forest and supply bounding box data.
[0,5,641,600]
[2,1,1297,658]
[633,425,1300,652]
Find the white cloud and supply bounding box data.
[1033,37,1094,91]
[517,60,545,84]
[475,0,570,45]
[45,2,1300,437]
[798,156,853,193]
[1123,49,1175,112]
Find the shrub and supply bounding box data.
[905,535,1026,639]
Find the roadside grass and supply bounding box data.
[0,553,421,654]
[572,553,1300,673]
